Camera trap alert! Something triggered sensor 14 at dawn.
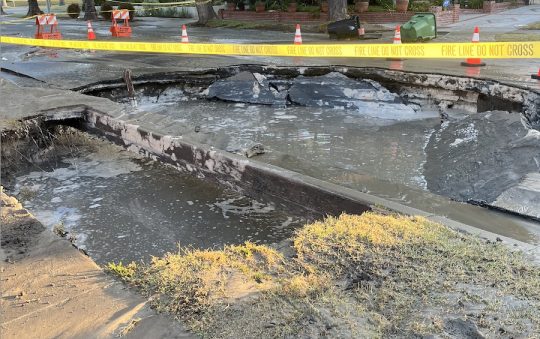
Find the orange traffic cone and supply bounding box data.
[87,21,96,40]
[358,25,365,39]
[461,26,486,67]
[294,24,302,45]
[387,25,403,61]
[392,25,401,44]
[181,24,189,43]
[532,68,540,80]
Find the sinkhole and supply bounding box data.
[2,65,540,266]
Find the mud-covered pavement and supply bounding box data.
[426,111,540,218]
[2,60,540,246]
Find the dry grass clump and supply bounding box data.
[293,213,440,275]
[108,242,285,319]
[109,213,540,338]
[294,213,540,336]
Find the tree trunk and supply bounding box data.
[26,0,42,17]
[83,0,98,20]
[328,0,347,21]
[195,0,217,25]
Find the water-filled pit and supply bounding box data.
[83,66,540,243]
[2,65,540,267]
[4,128,305,265]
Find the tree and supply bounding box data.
[26,0,42,17]
[195,0,217,25]
[83,0,98,20]
[328,0,347,21]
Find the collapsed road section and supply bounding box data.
[1,65,540,268]
[80,65,540,239]
[1,123,309,265]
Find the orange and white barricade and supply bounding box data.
[35,14,62,40]
[110,9,132,38]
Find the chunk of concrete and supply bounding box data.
[225,140,265,158]
[493,173,540,219]
[425,111,540,219]
[288,72,418,119]
[207,71,283,105]
[288,72,400,106]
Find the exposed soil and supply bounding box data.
[0,191,44,260]
[92,68,540,222]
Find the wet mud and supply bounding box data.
[3,65,539,257]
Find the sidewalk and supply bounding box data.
[446,4,540,31]
[0,191,194,339]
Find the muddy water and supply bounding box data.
[12,142,304,265]
[132,99,442,189]
[127,99,540,245]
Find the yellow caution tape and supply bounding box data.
[1,36,539,59]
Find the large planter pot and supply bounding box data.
[396,0,409,12]
[321,1,329,12]
[287,2,297,12]
[226,2,236,10]
[355,0,369,12]
[255,2,265,12]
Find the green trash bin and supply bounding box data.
[400,13,437,43]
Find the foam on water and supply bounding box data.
[13,139,305,264]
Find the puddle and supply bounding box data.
[119,98,540,244]
[12,138,305,265]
